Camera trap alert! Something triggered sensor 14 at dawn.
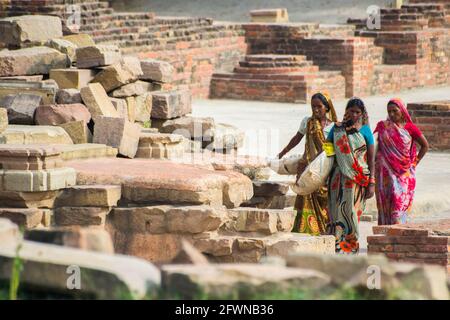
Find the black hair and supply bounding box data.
[311,93,330,112]
[346,97,369,125]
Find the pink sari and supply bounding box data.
[375,99,419,225]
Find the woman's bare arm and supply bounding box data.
[415,134,429,165]
[278,132,304,159]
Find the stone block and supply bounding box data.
[136,132,185,159]
[0,80,58,105]
[45,39,77,63]
[0,221,160,299]
[171,240,210,265]
[140,59,174,83]
[125,96,137,122]
[35,104,91,126]
[54,207,110,227]
[80,83,119,118]
[75,45,122,69]
[227,208,296,234]
[110,98,129,120]
[0,15,63,48]
[91,57,143,92]
[1,125,74,145]
[0,47,69,77]
[0,144,62,170]
[56,144,118,161]
[207,123,244,152]
[159,116,214,141]
[25,226,114,254]
[151,90,192,120]
[134,93,152,123]
[93,116,141,158]
[110,80,153,98]
[0,190,58,208]
[0,208,43,229]
[55,185,121,208]
[253,181,289,197]
[161,264,329,299]
[55,89,82,104]
[0,93,42,125]
[0,108,7,133]
[250,8,289,23]
[0,167,76,192]
[50,68,96,90]
[60,121,92,144]
[62,34,95,48]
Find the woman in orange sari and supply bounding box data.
[374,98,429,225]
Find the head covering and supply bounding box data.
[388,98,413,123]
[316,92,338,122]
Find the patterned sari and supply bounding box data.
[375,99,418,225]
[328,125,370,254]
[292,94,337,235]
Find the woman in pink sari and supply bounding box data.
[374,98,429,225]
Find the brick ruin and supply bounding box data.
[408,100,450,150]
[0,0,449,102]
[368,220,450,273]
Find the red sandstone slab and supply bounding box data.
[65,158,253,208]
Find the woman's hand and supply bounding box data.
[365,184,375,199]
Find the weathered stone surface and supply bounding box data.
[0,47,69,77]
[134,93,152,123]
[125,96,136,122]
[110,205,226,235]
[0,93,42,125]
[241,193,296,210]
[151,90,192,120]
[226,208,295,234]
[0,80,58,105]
[286,253,449,300]
[59,121,92,144]
[0,75,44,82]
[171,240,210,265]
[62,34,95,48]
[54,207,110,227]
[0,190,58,208]
[0,208,43,229]
[91,58,143,93]
[1,125,74,144]
[207,123,245,152]
[0,219,160,299]
[265,233,336,256]
[0,15,63,48]
[50,68,96,90]
[56,185,121,208]
[75,45,122,69]
[0,167,76,192]
[110,80,153,98]
[25,226,114,253]
[250,8,289,23]
[56,144,118,161]
[46,39,77,63]
[0,108,8,133]
[80,83,119,118]
[158,116,214,141]
[66,158,253,208]
[136,132,185,159]
[35,104,91,126]
[93,116,141,158]
[0,144,62,170]
[110,98,129,120]
[161,264,329,299]
[55,88,82,104]
[140,59,174,83]
[253,181,289,197]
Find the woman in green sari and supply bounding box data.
[325,98,375,254]
[278,92,338,235]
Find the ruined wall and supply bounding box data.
[408,100,450,151]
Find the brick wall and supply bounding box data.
[368,221,450,273]
[408,100,450,151]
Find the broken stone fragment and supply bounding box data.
[34,104,91,126]
[50,68,96,90]
[140,59,174,83]
[151,89,192,120]
[80,83,120,118]
[0,93,43,125]
[55,89,82,104]
[75,45,122,69]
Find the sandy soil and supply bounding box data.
[109,0,391,23]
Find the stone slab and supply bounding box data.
[55,185,121,208]
[0,80,58,105]
[0,208,44,229]
[0,125,74,145]
[50,68,96,90]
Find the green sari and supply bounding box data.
[328,125,369,254]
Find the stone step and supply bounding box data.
[244,54,306,62]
